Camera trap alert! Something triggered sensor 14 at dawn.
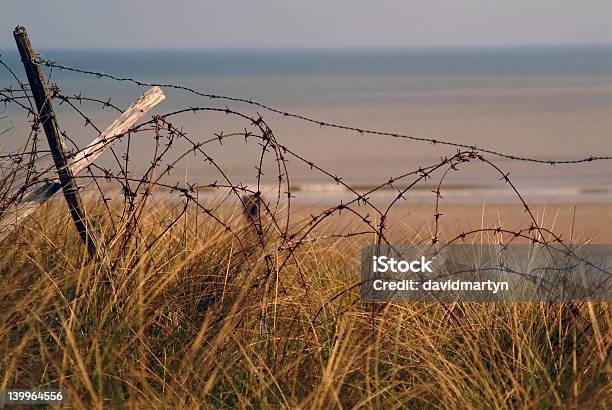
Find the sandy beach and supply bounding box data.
[280,202,612,243]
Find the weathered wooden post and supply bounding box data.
[13,25,102,256]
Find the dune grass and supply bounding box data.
[0,201,609,409]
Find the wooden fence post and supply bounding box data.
[13,25,102,257]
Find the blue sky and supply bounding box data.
[1,0,611,49]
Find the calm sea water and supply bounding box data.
[1,47,611,204]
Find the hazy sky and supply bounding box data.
[1,0,611,49]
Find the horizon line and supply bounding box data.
[1,42,612,53]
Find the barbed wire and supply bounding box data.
[0,54,609,320]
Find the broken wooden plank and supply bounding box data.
[68,86,165,176]
[0,86,165,243]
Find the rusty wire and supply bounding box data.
[0,54,610,321]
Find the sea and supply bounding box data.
[1,46,611,204]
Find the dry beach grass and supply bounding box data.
[0,200,609,409]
